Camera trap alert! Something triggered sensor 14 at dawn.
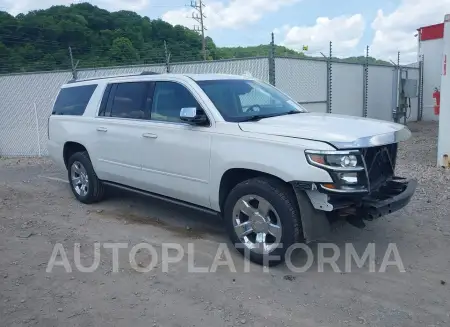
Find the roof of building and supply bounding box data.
[418,23,444,41]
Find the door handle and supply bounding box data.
[96,127,108,132]
[142,133,158,139]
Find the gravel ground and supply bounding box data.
[0,121,449,327]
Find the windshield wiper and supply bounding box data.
[240,110,303,122]
[274,110,303,116]
[239,114,276,122]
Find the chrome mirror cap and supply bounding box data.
[180,107,208,125]
[180,107,197,120]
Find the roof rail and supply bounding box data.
[140,71,160,75]
[65,71,161,84]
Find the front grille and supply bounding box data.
[360,143,398,191]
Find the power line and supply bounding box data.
[190,0,207,60]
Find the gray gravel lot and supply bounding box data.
[0,121,449,327]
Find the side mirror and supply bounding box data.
[180,107,208,125]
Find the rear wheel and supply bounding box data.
[67,151,105,204]
[224,177,302,266]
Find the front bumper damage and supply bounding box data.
[292,177,417,243]
[359,177,417,220]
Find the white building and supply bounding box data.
[417,21,444,121]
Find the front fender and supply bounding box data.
[208,134,334,211]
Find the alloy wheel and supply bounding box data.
[232,194,282,254]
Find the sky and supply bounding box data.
[0,0,449,63]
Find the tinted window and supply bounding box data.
[110,82,150,119]
[151,82,199,123]
[98,84,113,116]
[52,84,97,116]
[103,84,118,117]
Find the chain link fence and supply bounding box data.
[0,71,72,156]
[0,44,424,157]
[274,57,328,113]
[272,55,421,122]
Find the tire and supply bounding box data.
[223,177,303,266]
[67,151,105,204]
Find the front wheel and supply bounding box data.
[224,177,303,266]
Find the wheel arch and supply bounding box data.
[218,167,293,213]
[63,141,88,169]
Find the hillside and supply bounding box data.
[0,2,390,74]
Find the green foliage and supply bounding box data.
[0,2,391,74]
[213,44,305,59]
[331,56,391,66]
[0,3,205,73]
[110,37,139,64]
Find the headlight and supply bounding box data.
[325,154,358,168]
[305,150,368,193]
[305,150,364,171]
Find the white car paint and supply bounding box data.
[238,112,410,148]
[48,73,410,213]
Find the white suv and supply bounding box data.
[48,72,417,265]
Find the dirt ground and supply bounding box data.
[0,121,449,327]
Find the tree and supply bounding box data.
[110,37,139,64]
[0,42,10,72]
[0,2,392,73]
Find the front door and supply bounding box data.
[138,81,212,208]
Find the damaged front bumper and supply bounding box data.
[359,177,417,220]
[331,177,418,229]
[298,141,417,241]
[292,177,417,242]
[325,176,418,229]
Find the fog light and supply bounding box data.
[337,172,358,184]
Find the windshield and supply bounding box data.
[196,79,307,122]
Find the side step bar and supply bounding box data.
[102,181,219,216]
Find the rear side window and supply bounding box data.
[52,84,97,116]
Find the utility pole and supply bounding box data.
[191,0,207,60]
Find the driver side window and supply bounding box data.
[151,81,200,123]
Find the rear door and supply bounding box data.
[91,81,154,189]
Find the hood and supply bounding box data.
[238,112,411,149]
